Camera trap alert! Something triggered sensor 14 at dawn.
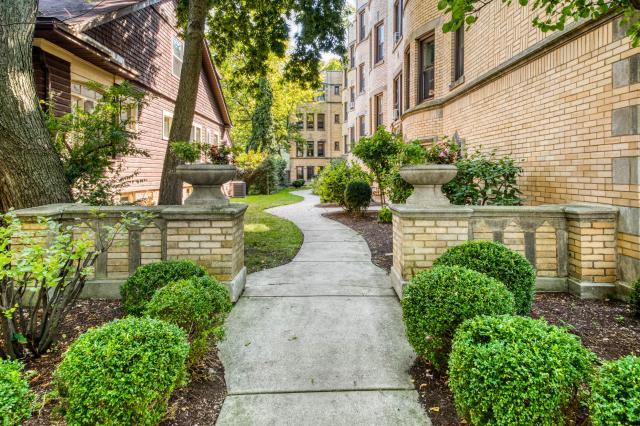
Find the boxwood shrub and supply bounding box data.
[0,360,32,425]
[401,265,515,370]
[54,317,189,425]
[145,276,232,365]
[344,180,372,214]
[449,315,595,425]
[120,260,207,315]
[434,240,536,315]
[630,277,640,318]
[589,355,640,426]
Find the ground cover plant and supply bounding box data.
[120,260,207,315]
[402,265,515,370]
[54,317,190,425]
[589,355,640,425]
[434,240,536,315]
[233,188,304,273]
[448,315,595,425]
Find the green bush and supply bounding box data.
[291,179,305,188]
[434,240,536,315]
[145,276,232,365]
[250,155,287,194]
[630,277,640,318]
[449,315,595,426]
[120,260,207,315]
[344,180,372,214]
[0,360,32,425]
[54,317,189,425]
[377,206,392,223]
[443,152,524,206]
[401,266,515,370]
[589,355,640,426]
[314,160,370,206]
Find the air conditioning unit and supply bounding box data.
[393,32,401,44]
[349,101,355,109]
[393,108,400,120]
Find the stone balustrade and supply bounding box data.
[390,203,620,300]
[12,203,247,302]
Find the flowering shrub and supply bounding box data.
[424,137,461,164]
[208,144,232,165]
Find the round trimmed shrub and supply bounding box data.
[449,315,595,425]
[120,260,207,315]
[434,240,536,315]
[54,317,189,425]
[401,265,515,370]
[145,276,232,364]
[344,180,372,214]
[589,355,640,425]
[291,179,305,188]
[0,360,32,425]
[377,206,392,223]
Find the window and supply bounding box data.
[393,0,403,41]
[333,85,340,95]
[306,113,314,130]
[419,36,435,102]
[162,111,173,140]
[71,82,101,113]
[334,141,340,151]
[206,129,212,144]
[453,25,464,81]
[358,115,366,137]
[334,113,340,124]
[296,113,304,129]
[350,86,355,104]
[318,141,325,157]
[306,141,314,157]
[344,135,348,153]
[190,124,203,142]
[350,45,355,68]
[349,127,355,152]
[296,166,304,180]
[374,93,383,129]
[307,166,316,180]
[213,133,220,146]
[344,102,348,120]
[375,23,384,63]
[317,113,325,130]
[296,141,304,157]
[172,36,184,78]
[359,10,366,41]
[358,64,365,94]
[393,73,402,118]
[404,49,411,110]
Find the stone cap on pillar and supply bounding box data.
[389,203,474,219]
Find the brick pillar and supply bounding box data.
[390,204,472,298]
[565,206,618,299]
[162,204,247,301]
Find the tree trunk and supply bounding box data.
[158,0,209,205]
[0,1,72,211]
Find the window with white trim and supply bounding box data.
[162,111,173,140]
[190,124,203,143]
[172,36,184,78]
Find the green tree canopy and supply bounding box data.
[438,0,640,45]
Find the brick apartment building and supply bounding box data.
[34,0,232,203]
[289,70,345,182]
[343,1,639,284]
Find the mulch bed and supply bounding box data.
[21,298,226,425]
[411,293,640,425]
[322,211,392,271]
[326,212,640,424]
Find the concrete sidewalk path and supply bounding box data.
[217,190,429,425]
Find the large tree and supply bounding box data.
[0,1,72,211]
[438,0,640,44]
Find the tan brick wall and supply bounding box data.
[568,219,617,283]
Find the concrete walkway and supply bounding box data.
[217,190,429,425]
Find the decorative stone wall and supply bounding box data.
[12,203,247,302]
[390,203,620,300]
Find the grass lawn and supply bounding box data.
[232,188,304,273]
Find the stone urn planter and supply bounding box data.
[399,164,457,207]
[175,164,237,206]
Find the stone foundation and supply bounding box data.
[390,203,620,300]
[13,203,247,302]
